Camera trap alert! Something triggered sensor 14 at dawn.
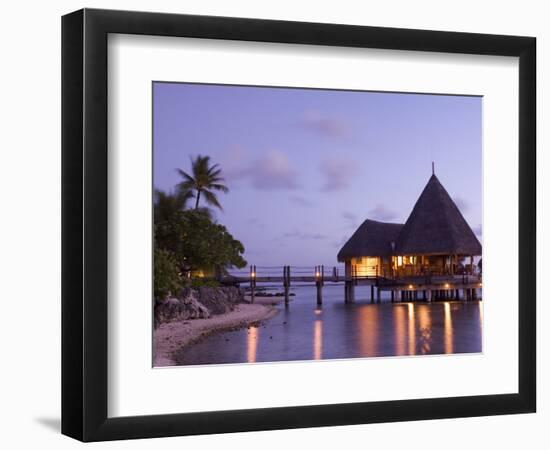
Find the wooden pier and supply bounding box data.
[214,265,482,305]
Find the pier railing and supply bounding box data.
[201,264,482,305]
[223,264,378,284]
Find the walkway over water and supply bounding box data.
[218,265,482,304]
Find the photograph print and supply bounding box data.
[152,82,483,368]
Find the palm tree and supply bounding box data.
[176,155,229,211]
[153,189,192,223]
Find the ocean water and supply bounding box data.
[174,284,483,366]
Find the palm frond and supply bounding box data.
[176,155,229,210]
[175,168,195,184]
[202,189,223,211]
[209,183,229,193]
[176,180,196,191]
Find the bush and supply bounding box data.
[155,208,247,274]
[154,248,182,301]
[190,278,220,289]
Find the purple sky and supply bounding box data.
[153,82,482,267]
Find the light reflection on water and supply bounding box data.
[175,285,482,366]
[417,304,432,354]
[247,325,259,363]
[444,302,453,354]
[358,305,379,357]
[394,304,406,356]
[408,303,415,356]
[313,319,323,360]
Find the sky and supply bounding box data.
[153,82,482,268]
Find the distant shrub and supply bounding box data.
[190,278,220,289]
[154,248,182,301]
[154,207,247,275]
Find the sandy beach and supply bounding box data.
[154,300,279,366]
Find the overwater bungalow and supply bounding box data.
[338,173,482,281]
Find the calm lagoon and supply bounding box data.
[175,284,483,366]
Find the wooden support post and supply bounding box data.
[423,290,427,301]
[391,290,395,303]
[370,285,374,304]
[284,265,290,306]
[377,287,381,303]
[250,265,256,304]
[315,265,323,306]
[472,288,477,300]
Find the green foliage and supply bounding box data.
[154,189,193,223]
[155,207,247,276]
[153,248,182,300]
[176,155,229,210]
[190,278,220,289]
[154,156,245,281]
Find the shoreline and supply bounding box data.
[154,298,279,367]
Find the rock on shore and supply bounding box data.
[154,286,244,328]
[197,286,244,314]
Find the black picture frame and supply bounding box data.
[62,8,536,442]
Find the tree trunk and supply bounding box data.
[195,190,201,209]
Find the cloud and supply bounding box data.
[298,110,350,138]
[369,204,397,221]
[453,196,470,213]
[225,149,299,190]
[289,195,314,207]
[319,159,360,192]
[282,230,327,240]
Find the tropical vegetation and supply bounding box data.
[153,156,246,300]
[176,155,229,210]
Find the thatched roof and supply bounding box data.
[337,174,482,260]
[396,174,481,256]
[337,219,403,262]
